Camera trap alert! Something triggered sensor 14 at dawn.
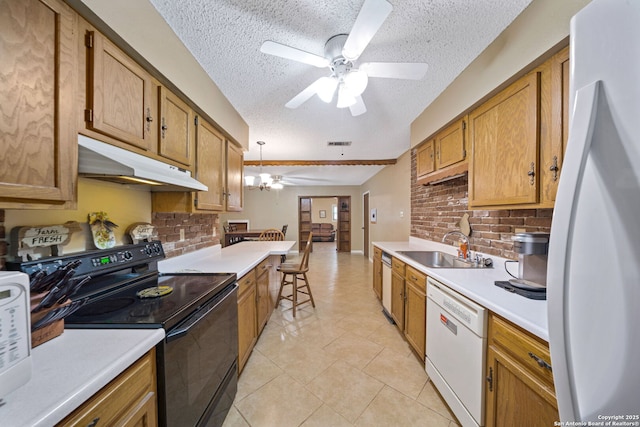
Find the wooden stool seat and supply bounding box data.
[276,233,314,316]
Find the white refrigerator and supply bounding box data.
[547,0,640,422]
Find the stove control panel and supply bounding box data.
[7,241,165,278]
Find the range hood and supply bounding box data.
[78,135,207,192]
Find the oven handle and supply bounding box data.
[165,283,237,343]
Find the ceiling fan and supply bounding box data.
[260,0,428,116]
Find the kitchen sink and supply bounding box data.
[397,251,487,269]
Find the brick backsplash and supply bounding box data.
[152,212,220,258]
[410,151,552,260]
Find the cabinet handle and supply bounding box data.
[527,162,535,185]
[161,118,168,138]
[549,155,559,181]
[145,108,153,132]
[486,367,493,392]
[528,352,552,371]
[87,417,101,427]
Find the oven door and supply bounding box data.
[158,283,238,427]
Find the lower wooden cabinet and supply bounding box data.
[237,256,281,374]
[59,349,157,426]
[237,270,257,373]
[404,265,426,360]
[373,247,382,300]
[485,313,558,426]
[390,257,406,330]
[256,258,271,333]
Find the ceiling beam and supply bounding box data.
[243,159,397,166]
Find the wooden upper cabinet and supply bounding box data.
[226,142,244,212]
[193,118,225,211]
[86,30,154,151]
[152,118,243,214]
[542,46,570,206]
[0,0,77,207]
[416,116,468,185]
[416,140,435,178]
[435,118,467,169]
[158,85,193,166]
[469,72,540,208]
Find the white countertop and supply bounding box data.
[158,241,296,277]
[373,237,549,341]
[0,328,165,427]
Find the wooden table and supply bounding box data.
[224,230,266,247]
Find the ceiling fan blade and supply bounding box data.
[361,62,429,80]
[261,41,329,68]
[285,78,325,109]
[349,96,367,117]
[342,0,393,61]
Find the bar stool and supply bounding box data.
[276,233,315,316]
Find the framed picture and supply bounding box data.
[370,208,377,224]
[319,210,326,218]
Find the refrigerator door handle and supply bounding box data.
[547,80,601,422]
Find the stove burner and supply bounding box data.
[74,297,136,316]
[137,285,174,299]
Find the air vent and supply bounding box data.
[327,141,352,146]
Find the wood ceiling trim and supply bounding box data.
[243,159,397,166]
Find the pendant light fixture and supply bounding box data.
[244,141,280,191]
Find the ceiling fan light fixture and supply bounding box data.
[244,176,255,186]
[337,84,357,108]
[343,69,368,96]
[317,76,338,103]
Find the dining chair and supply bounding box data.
[276,233,315,316]
[258,228,285,241]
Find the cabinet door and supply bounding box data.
[256,262,270,333]
[237,283,257,374]
[404,281,426,359]
[435,118,467,169]
[194,118,225,211]
[416,140,435,178]
[0,0,77,206]
[485,345,558,427]
[158,86,193,166]
[373,256,382,300]
[391,270,405,330]
[87,30,154,150]
[226,141,244,212]
[543,46,570,205]
[469,72,540,207]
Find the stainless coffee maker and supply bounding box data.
[510,232,550,290]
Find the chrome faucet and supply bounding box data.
[442,231,470,259]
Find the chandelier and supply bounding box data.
[244,141,283,191]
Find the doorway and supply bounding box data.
[363,191,370,258]
[298,196,351,252]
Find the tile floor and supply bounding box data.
[222,250,460,427]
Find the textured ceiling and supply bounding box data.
[148,0,532,186]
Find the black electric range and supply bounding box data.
[9,241,239,427]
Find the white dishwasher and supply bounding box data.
[425,278,487,427]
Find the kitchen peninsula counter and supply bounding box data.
[373,237,549,341]
[158,241,296,276]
